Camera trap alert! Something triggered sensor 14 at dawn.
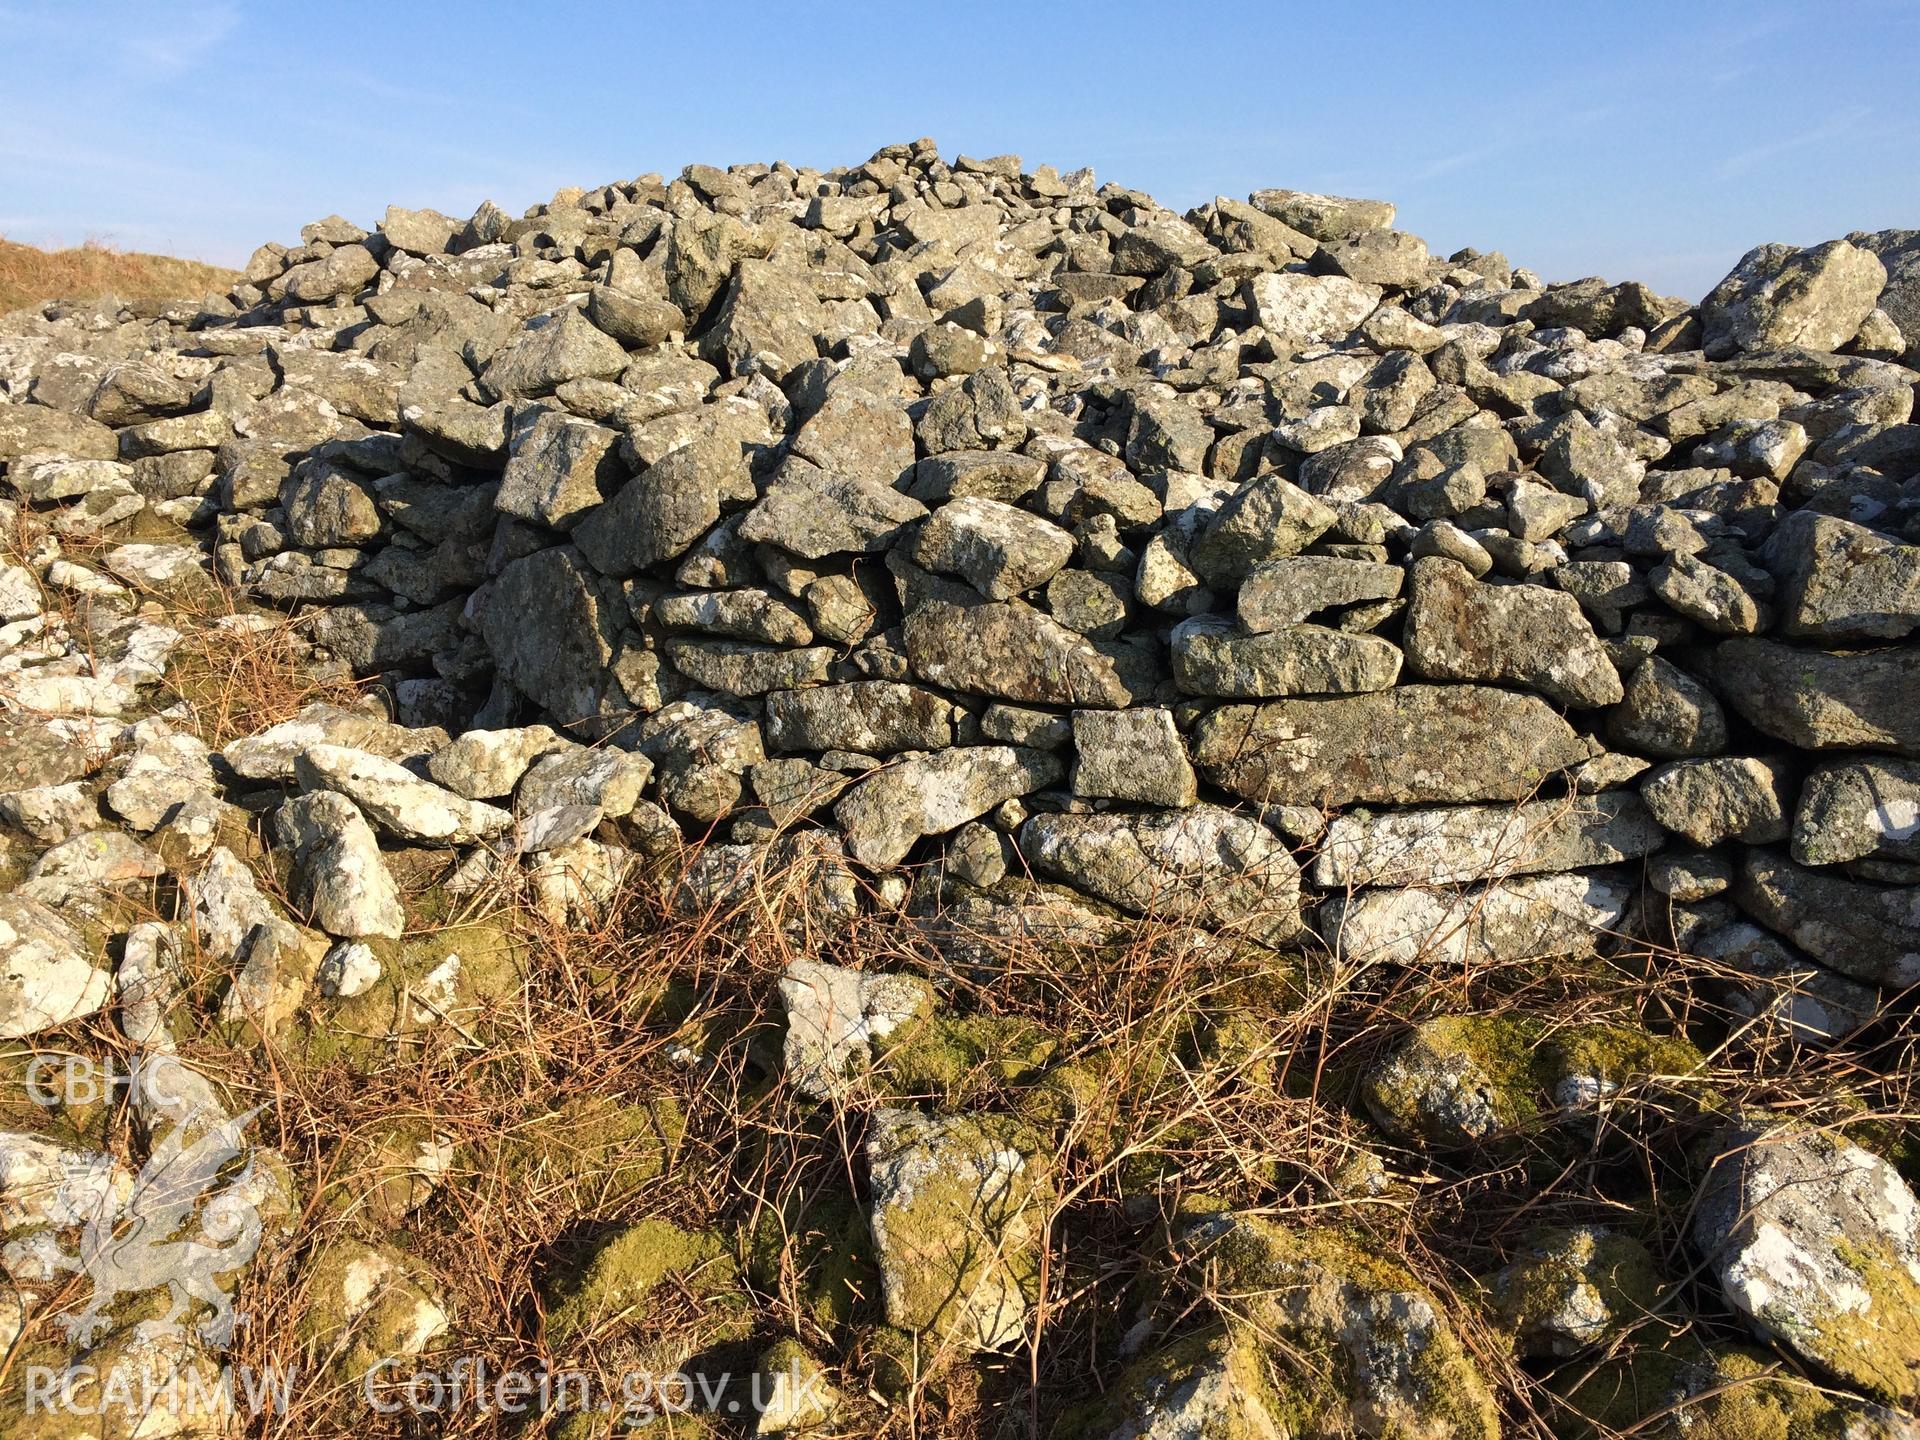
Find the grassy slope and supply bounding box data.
[0,235,236,312]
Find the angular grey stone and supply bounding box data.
[1694,921,1880,1048]
[1641,757,1795,847]
[765,682,953,755]
[654,588,813,645]
[294,744,513,846]
[1188,473,1338,587]
[223,703,443,783]
[1310,792,1664,889]
[0,893,113,1039]
[1608,656,1728,759]
[736,457,928,560]
[1171,616,1401,699]
[903,599,1129,707]
[1069,707,1196,808]
[912,496,1075,601]
[479,546,625,724]
[273,791,405,940]
[1019,806,1302,945]
[1193,685,1593,808]
[1734,850,1920,986]
[1403,557,1622,707]
[495,411,621,530]
[699,259,824,380]
[426,726,565,800]
[1769,511,1920,642]
[1700,240,1888,358]
[779,958,933,1099]
[1248,189,1396,240]
[572,433,757,575]
[1704,638,1920,755]
[481,308,629,399]
[663,640,832,696]
[835,746,1061,867]
[515,746,652,819]
[1649,552,1770,635]
[1238,556,1402,632]
[1793,758,1920,866]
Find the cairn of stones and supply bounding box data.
[4,138,1920,1435]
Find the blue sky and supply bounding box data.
[3,0,1917,299]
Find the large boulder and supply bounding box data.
[1694,1120,1920,1407]
[1403,556,1621,708]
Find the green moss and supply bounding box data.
[879,1012,1058,1100]
[744,1186,879,1332]
[294,1238,447,1387]
[1811,1235,1920,1405]
[543,1219,738,1350]
[292,909,526,1071]
[1554,1339,1876,1440]
[487,1092,686,1220]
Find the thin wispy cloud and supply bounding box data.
[115,0,240,77]
[1715,104,1875,179]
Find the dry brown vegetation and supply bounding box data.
[0,236,235,314]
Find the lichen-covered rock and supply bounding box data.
[765,681,954,755]
[836,746,1061,866]
[1171,615,1402,698]
[1793,757,1920,865]
[1702,639,1920,756]
[1069,707,1197,808]
[1179,1212,1500,1440]
[1693,1120,1920,1407]
[272,790,405,939]
[0,893,114,1039]
[1311,792,1663,890]
[912,495,1076,600]
[902,598,1131,707]
[1700,239,1888,357]
[1194,684,1593,808]
[1732,848,1920,987]
[295,1237,449,1386]
[294,743,513,846]
[1769,511,1920,642]
[1403,556,1621,708]
[865,1108,1051,1351]
[1019,806,1302,945]
[1640,756,1795,847]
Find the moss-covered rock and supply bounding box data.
[1056,1326,1290,1439]
[1554,1337,1918,1439]
[1693,1119,1920,1408]
[484,1092,686,1221]
[294,1236,448,1389]
[879,1011,1059,1101]
[542,1217,740,1351]
[1180,1211,1501,1440]
[865,1107,1052,1351]
[1488,1225,1666,1357]
[751,1336,840,1435]
[1361,1014,1705,1149]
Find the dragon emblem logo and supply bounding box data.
[46,1087,267,1349]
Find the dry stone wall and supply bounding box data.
[5,144,1920,994]
[6,139,1920,1433]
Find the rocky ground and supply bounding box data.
[2,139,1920,1438]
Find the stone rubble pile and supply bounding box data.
[5,139,1920,1434]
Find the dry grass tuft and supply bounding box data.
[0,235,236,313]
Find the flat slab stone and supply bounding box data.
[1309,792,1665,890]
[1318,870,1633,967]
[1171,617,1401,698]
[1192,685,1594,808]
[1703,638,1920,756]
[835,746,1062,867]
[1018,806,1302,946]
